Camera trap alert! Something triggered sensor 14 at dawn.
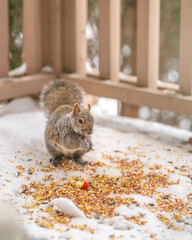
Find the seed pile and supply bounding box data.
[20,153,192,232]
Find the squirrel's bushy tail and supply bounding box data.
[40,79,86,115]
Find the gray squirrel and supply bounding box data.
[40,79,94,166]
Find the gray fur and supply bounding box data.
[40,79,94,166]
[40,79,86,115]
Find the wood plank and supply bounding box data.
[0,74,55,100]
[120,3,138,117]
[41,0,52,67]
[61,0,87,75]
[0,0,9,77]
[40,0,62,76]
[61,0,75,73]
[120,103,138,118]
[120,77,179,117]
[119,74,179,91]
[51,0,62,76]
[75,0,87,75]
[23,0,42,74]
[0,71,191,115]
[179,0,192,95]
[136,0,160,88]
[99,0,109,78]
[60,73,192,116]
[99,0,120,82]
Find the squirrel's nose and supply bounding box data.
[87,130,92,135]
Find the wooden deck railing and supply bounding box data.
[0,0,192,116]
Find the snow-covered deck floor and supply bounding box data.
[0,98,192,240]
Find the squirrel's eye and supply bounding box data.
[78,118,84,125]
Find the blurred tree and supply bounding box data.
[160,0,180,84]
[9,0,23,70]
[87,0,99,70]
[121,0,136,75]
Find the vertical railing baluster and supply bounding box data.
[41,0,62,76]
[61,0,87,76]
[136,0,160,89]
[179,0,192,95]
[120,1,138,118]
[99,0,120,82]
[51,0,62,76]
[0,0,9,77]
[23,0,42,74]
[41,0,52,67]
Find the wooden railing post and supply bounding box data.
[121,0,160,117]
[0,0,9,77]
[61,0,87,76]
[179,0,192,95]
[40,0,62,76]
[120,2,138,118]
[99,0,120,82]
[51,0,62,76]
[120,103,139,118]
[136,0,160,89]
[23,0,42,74]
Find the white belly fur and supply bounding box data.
[55,142,84,156]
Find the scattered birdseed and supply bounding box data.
[19,153,192,232]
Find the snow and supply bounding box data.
[8,63,27,77]
[0,97,192,240]
[53,198,86,218]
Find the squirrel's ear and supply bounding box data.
[87,104,91,111]
[73,103,80,116]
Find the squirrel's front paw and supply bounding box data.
[81,139,89,151]
[88,141,93,151]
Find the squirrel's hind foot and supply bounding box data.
[50,155,64,167]
[74,156,88,166]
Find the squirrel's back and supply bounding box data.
[40,79,86,115]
